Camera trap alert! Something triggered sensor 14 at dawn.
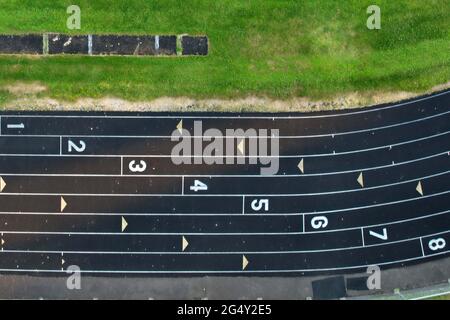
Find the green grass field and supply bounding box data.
[429,294,450,300]
[0,0,449,109]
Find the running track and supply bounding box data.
[0,90,449,275]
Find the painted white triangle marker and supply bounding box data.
[177,120,183,134]
[182,236,189,251]
[60,197,67,212]
[121,216,128,232]
[242,255,249,270]
[416,181,423,196]
[357,173,364,188]
[0,177,5,192]
[298,159,304,174]
[237,139,245,155]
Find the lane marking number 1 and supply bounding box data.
[7,123,25,129]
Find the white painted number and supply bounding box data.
[369,228,388,241]
[428,238,446,251]
[190,180,208,192]
[311,216,328,229]
[68,140,86,153]
[128,160,147,173]
[251,199,269,212]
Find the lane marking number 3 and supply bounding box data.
[129,160,147,172]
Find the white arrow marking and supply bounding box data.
[242,255,249,270]
[60,197,67,212]
[176,120,183,134]
[416,181,424,196]
[298,159,304,174]
[0,177,6,192]
[182,236,189,251]
[121,216,128,232]
[357,172,364,188]
[237,139,245,155]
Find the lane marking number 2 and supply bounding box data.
[68,140,86,153]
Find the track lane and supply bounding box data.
[0,90,448,275]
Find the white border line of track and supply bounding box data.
[0,245,448,274]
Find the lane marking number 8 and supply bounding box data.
[428,238,446,251]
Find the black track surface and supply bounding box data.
[0,90,448,276]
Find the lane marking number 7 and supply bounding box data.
[369,228,388,241]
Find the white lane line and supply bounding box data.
[2,110,449,139]
[242,195,245,214]
[1,210,448,237]
[0,130,447,158]
[0,250,448,274]
[361,228,365,247]
[419,238,426,257]
[120,156,123,175]
[0,170,447,197]
[181,176,184,195]
[2,230,448,254]
[301,190,450,216]
[1,90,448,119]
[411,290,450,300]
[359,210,450,234]
[0,190,448,217]
[0,151,446,178]
[0,237,448,271]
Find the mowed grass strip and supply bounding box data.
[0,0,448,104]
